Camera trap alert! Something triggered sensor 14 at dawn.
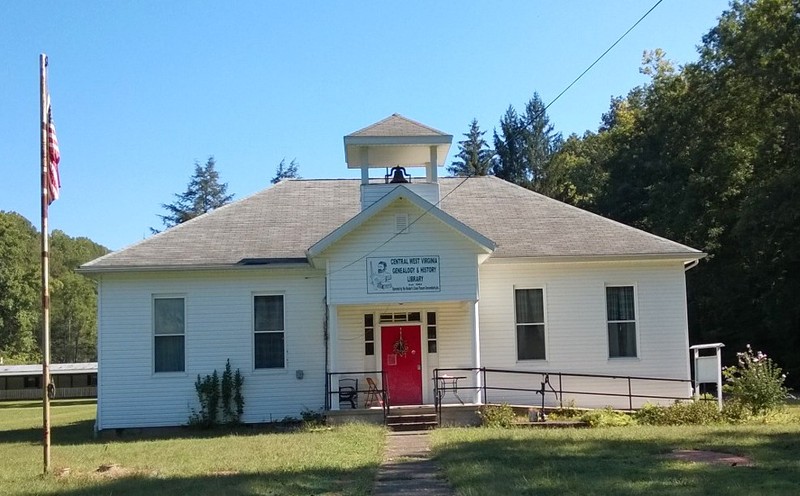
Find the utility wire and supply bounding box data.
[312,175,473,279]
[543,0,664,113]
[311,0,665,278]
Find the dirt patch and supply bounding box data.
[209,470,240,477]
[664,449,753,467]
[54,464,157,480]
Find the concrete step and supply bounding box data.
[386,413,438,432]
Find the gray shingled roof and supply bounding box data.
[347,113,449,137]
[81,176,702,271]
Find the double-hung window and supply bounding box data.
[254,295,285,369]
[154,297,185,372]
[515,288,546,360]
[606,286,637,358]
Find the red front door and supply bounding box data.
[381,325,422,405]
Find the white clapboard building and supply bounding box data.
[81,114,704,430]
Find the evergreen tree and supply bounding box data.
[448,119,493,177]
[492,106,528,186]
[271,158,300,184]
[492,94,561,190]
[157,156,234,229]
[522,93,562,190]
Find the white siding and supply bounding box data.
[324,198,483,305]
[96,268,326,429]
[361,183,440,209]
[477,260,692,408]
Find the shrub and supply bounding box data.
[188,359,245,428]
[723,345,789,415]
[581,407,633,427]
[634,400,721,426]
[721,398,751,424]
[300,408,326,427]
[479,403,517,428]
[545,400,582,420]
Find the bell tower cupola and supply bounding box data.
[344,114,452,210]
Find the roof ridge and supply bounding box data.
[346,113,449,137]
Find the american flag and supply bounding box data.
[46,104,60,204]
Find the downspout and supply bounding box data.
[323,278,329,410]
[684,259,700,272]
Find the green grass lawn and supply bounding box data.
[0,400,385,496]
[431,415,800,496]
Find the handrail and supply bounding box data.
[326,370,389,418]
[433,366,692,424]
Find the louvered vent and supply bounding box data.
[395,214,409,234]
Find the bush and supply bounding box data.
[479,403,517,428]
[188,360,245,428]
[723,345,789,415]
[300,408,326,427]
[634,400,721,426]
[721,398,751,424]
[581,407,633,427]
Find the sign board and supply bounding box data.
[366,256,440,294]
[696,356,719,383]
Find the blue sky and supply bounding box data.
[2,1,730,251]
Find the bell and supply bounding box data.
[389,166,409,184]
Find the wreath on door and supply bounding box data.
[393,334,409,357]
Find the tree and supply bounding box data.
[521,93,562,191]
[448,119,493,177]
[271,158,300,184]
[0,212,40,362]
[492,106,528,187]
[492,93,562,190]
[157,157,234,229]
[49,231,108,362]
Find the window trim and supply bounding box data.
[605,284,640,359]
[514,286,548,362]
[253,293,286,370]
[364,313,375,356]
[426,311,437,354]
[152,294,186,375]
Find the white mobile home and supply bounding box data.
[81,115,704,430]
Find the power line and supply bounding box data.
[313,0,666,277]
[313,174,473,279]
[543,0,665,112]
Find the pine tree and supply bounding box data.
[271,158,300,184]
[492,106,528,186]
[492,94,562,190]
[448,119,493,177]
[522,93,562,190]
[157,156,234,229]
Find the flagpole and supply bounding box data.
[39,52,52,474]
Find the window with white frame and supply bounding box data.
[364,314,375,356]
[515,288,546,360]
[426,312,437,353]
[606,286,637,358]
[254,295,285,369]
[154,297,185,373]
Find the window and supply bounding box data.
[426,312,437,353]
[606,286,637,358]
[154,297,185,372]
[515,288,546,360]
[254,295,285,368]
[364,314,375,356]
[24,375,41,389]
[379,312,421,323]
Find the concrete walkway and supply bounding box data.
[371,431,456,496]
